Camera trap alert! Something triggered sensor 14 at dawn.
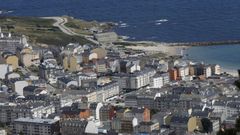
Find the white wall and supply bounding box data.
[205,67,212,78]
[0,64,13,79]
[96,103,103,120]
[14,80,28,96]
[7,73,20,79]
[153,77,163,88]
[215,65,221,75]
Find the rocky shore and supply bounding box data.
[169,40,240,47]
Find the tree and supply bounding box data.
[224,129,236,135]
[217,129,236,135]
[19,131,24,135]
[234,80,240,90]
[235,117,240,131]
[0,122,5,128]
[201,118,213,133]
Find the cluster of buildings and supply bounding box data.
[0,27,24,53]
[168,61,221,81]
[0,30,239,135]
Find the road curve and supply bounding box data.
[41,17,77,36]
[41,17,99,44]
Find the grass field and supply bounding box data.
[0,16,92,46]
[64,16,113,35]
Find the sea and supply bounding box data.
[0,0,240,72]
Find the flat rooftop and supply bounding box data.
[14,117,58,124]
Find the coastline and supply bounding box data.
[222,68,238,77]
[122,41,185,56]
[1,15,239,77]
[170,40,240,47]
[120,40,239,77]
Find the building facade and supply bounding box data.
[12,117,60,135]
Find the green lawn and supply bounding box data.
[64,16,113,35]
[0,16,91,46]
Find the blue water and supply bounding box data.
[1,0,240,42]
[187,45,240,71]
[1,0,240,70]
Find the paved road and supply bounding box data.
[42,17,99,45]
[42,17,77,36]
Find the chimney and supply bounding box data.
[8,32,11,38]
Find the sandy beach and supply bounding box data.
[124,41,187,56]
[123,41,239,77]
[222,68,239,77]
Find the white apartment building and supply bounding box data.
[0,64,12,79]
[151,75,164,88]
[212,64,221,75]
[204,66,212,78]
